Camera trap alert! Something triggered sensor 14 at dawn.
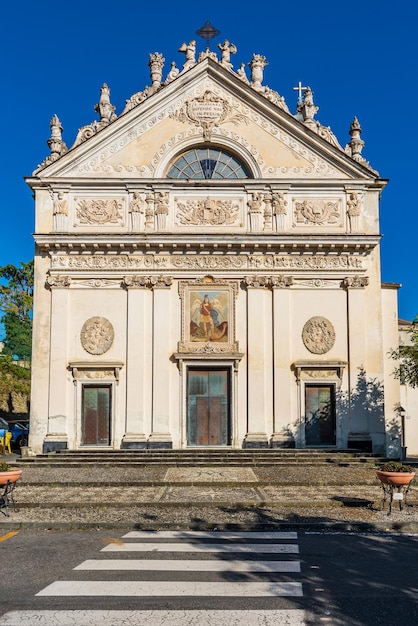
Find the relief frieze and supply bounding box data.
[50,253,364,272]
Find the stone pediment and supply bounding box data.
[33,61,375,182]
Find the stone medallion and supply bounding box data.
[302,316,335,354]
[80,316,114,355]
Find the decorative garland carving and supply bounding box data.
[80,317,114,355]
[302,316,336,355]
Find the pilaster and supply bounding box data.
[271,276,295,447]
[45,275,71,452]
[243,277,272,448]
[121,276,151,449]
[149,275,173,448]
[344,276,372,450]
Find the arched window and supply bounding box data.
[167,147,250,179]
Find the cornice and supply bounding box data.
[34,233,380,255]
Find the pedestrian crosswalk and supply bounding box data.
[0,530,306,625]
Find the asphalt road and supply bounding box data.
[0,529,417,625]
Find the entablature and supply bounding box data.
[35,233,380,257]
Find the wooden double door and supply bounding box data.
[305,384,336,446]
[81,385,111,446]
[187,368,231,446]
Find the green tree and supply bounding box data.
[0,260,33,360]
[391,317,418,388]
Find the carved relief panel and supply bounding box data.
[71,196,126,229]
[174,195,244,230]
[292,197,344,230]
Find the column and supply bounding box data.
[244,277,272,448]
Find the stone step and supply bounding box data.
[18,448,388,468]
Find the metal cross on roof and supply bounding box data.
[293,81,308,104]
[196,21,220,47]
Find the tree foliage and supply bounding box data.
[0,260,33,360]
[0,354,31,396]
[391,317,418,388]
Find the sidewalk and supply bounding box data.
[1,454,418,532]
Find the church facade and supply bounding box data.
[26,35,404,456]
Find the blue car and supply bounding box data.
[0,417,29,449]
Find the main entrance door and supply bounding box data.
[81,385,111,446]
[305,384,336,446]
[187,368,231,446]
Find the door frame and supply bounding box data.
[186,367,231,447]
[75,378,116,449]
[303,383,337,446]
[178,358,240,448]
[293,362,345,449]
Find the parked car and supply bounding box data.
[0,417,29,449]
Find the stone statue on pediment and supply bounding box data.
[249,54,268,91]
[237,63,250,84]
[178,40,196,71]
[94,83,117,124]
[218,40,237,69]
[149,52,165,88]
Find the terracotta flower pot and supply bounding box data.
[0,469,22,485]
[376,470,415,486]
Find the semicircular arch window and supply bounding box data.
[167,148,250,179]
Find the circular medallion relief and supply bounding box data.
[302,316,335,355]
[80,316,114,355]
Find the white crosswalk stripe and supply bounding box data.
[101,541,299,553]
[36,580,303,597]
[0,609,307,625]
[1,531,306,625]
[75,558,301,572]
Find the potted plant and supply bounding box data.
[0,462,22,486]
[376,461,416,486]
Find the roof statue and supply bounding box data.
[33,33,376,175]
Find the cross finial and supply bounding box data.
[196,21,220,48]
[293,81,308,104]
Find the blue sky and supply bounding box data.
[0,0,416,323]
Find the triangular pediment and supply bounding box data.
[33,60,376,182]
